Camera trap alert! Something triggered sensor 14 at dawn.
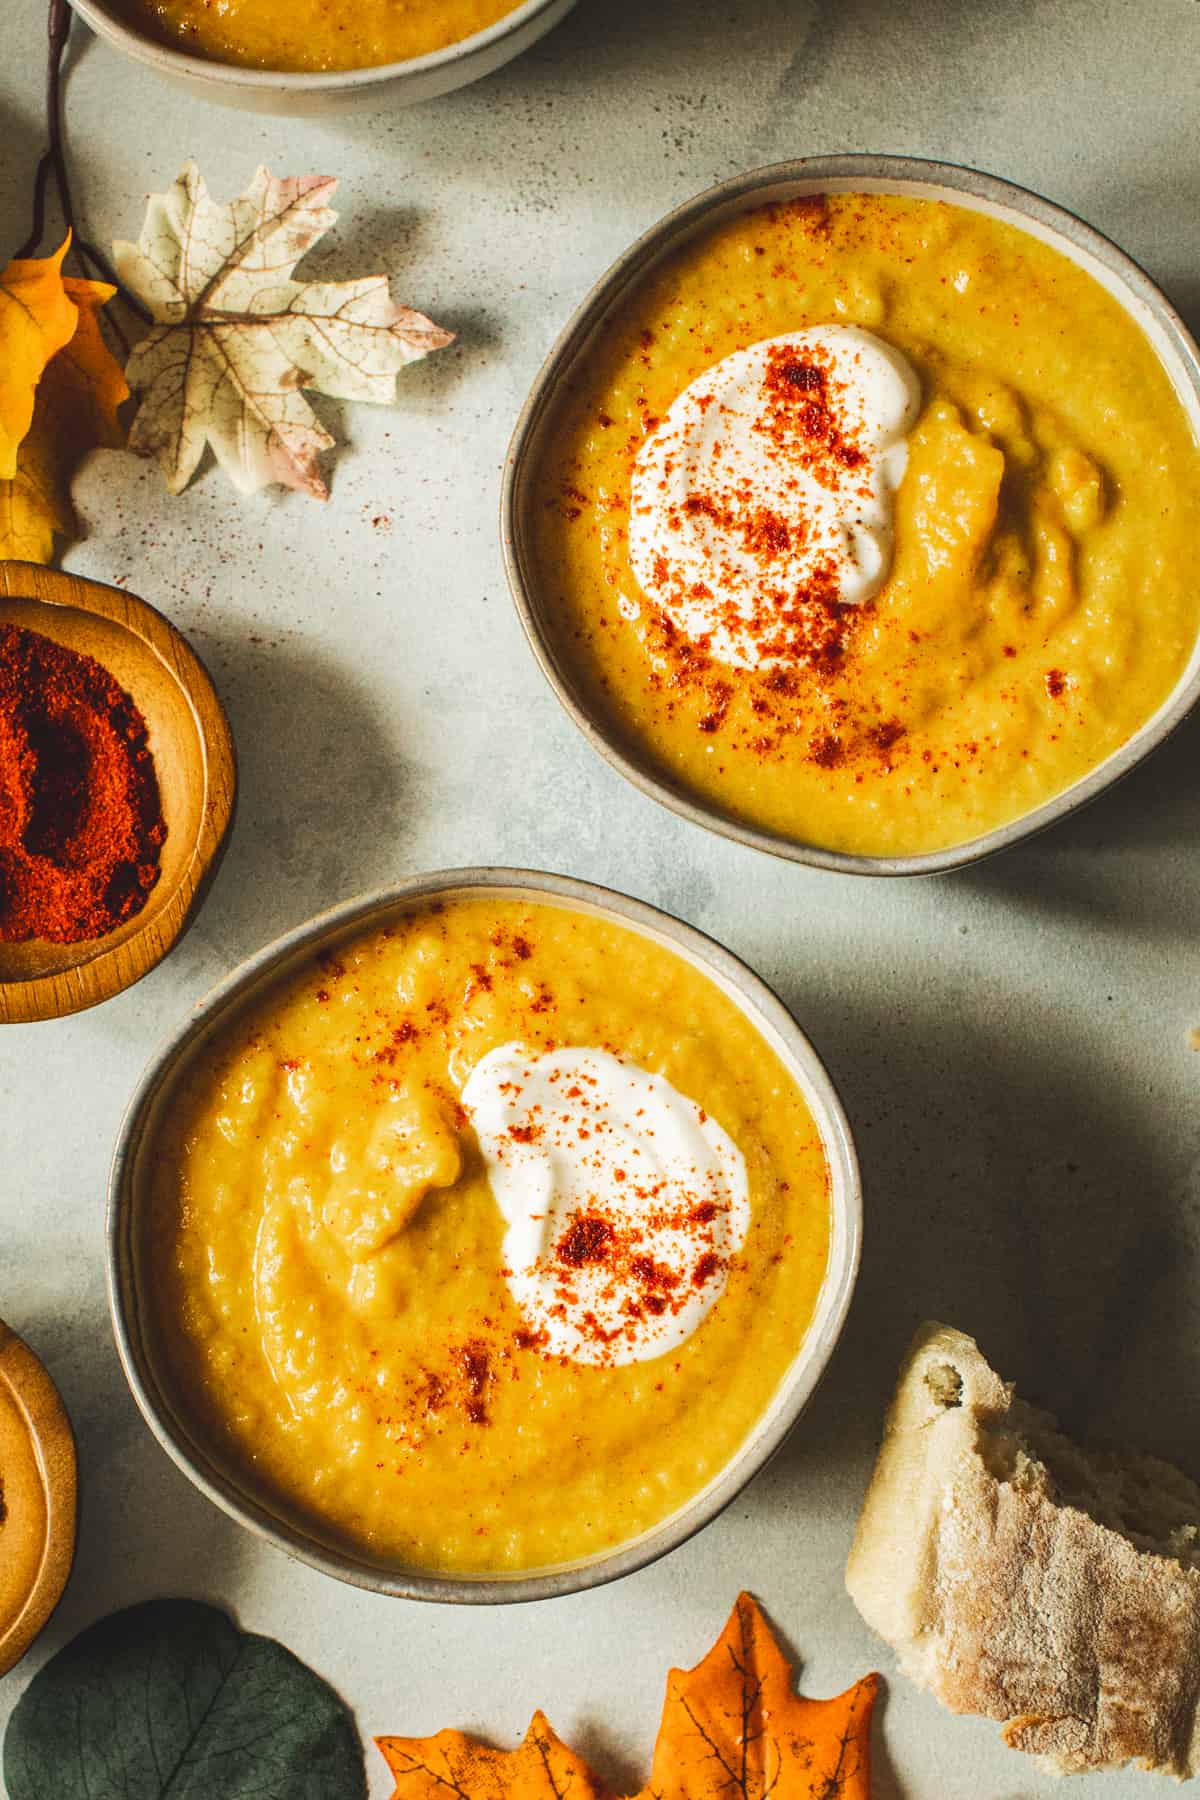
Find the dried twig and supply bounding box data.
[16,0,150,322]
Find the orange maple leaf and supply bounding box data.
[378,1596,878,1800]
[380,1711,610,1800]
[0,275,129,562]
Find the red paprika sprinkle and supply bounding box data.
[757,343,866,478]
[557,1214,615,1267]
[458,1341,492,1426]
[0,624,166,944]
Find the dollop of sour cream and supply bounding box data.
[462,1043,750,1366]
[628,325,921,670]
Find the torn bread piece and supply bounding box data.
[846,1322,1200,1778]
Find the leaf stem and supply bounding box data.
[16,0,151,322]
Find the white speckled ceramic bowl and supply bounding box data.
[109,868,861,1603]
[502,155,1200,876]
[67,0,577,113]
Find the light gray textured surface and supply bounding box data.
[1,1,1199,1794]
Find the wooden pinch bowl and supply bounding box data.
[0,1320,77,1677]
[0,563,236,1025]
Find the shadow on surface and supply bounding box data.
[958,707,1200,942]
[0,86,48,246]
[184,628,424,960]
[572,1722,647,1797]
[745,937,1197,1529]
[866,1683,906,1800]
[303,203,436,283]
[1164,274,1200,342]
[327,0,818,154]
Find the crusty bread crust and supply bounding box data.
[845,1323,1200,1778]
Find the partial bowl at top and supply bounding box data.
[67,0,578,113]
[503,154,1200,875]
[0,563,236,1025]
[109,867,860,1603]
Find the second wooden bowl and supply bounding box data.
[0,562,236,1025]
[0,1320,77,1677]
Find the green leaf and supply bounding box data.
[3,1598,367,1800]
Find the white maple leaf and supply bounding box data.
[113,162,454,498]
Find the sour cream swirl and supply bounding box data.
[462,1043,750,1366]
[628,325,921,669]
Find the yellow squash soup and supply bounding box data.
[530,194,1200,856]
[110,0,524,71]
[142,899,831,1573]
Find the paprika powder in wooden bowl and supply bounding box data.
[0,562,236,1024]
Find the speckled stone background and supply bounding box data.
[2,1,1199,1793]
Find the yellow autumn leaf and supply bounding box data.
[0,278,129,562]
[0,410,70,562]
[0,237,78,479]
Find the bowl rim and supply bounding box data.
[107,864,862,1604]
[68,0,572,92]
[0,562,237,1025]
[500,152,1200,877]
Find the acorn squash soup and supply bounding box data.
[138,896,832,1574]
[527,192,1200,857]
[108,0,524,71]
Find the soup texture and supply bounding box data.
[111,0,524,71]
[142,898,832,1573]
[530,193,1200,856]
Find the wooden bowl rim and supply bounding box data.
[0,1319,77,1677]
[0,561,237,1024]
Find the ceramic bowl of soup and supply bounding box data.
[503,155,1200,874]
[108,868,860,1601]
[67,0,577,113]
